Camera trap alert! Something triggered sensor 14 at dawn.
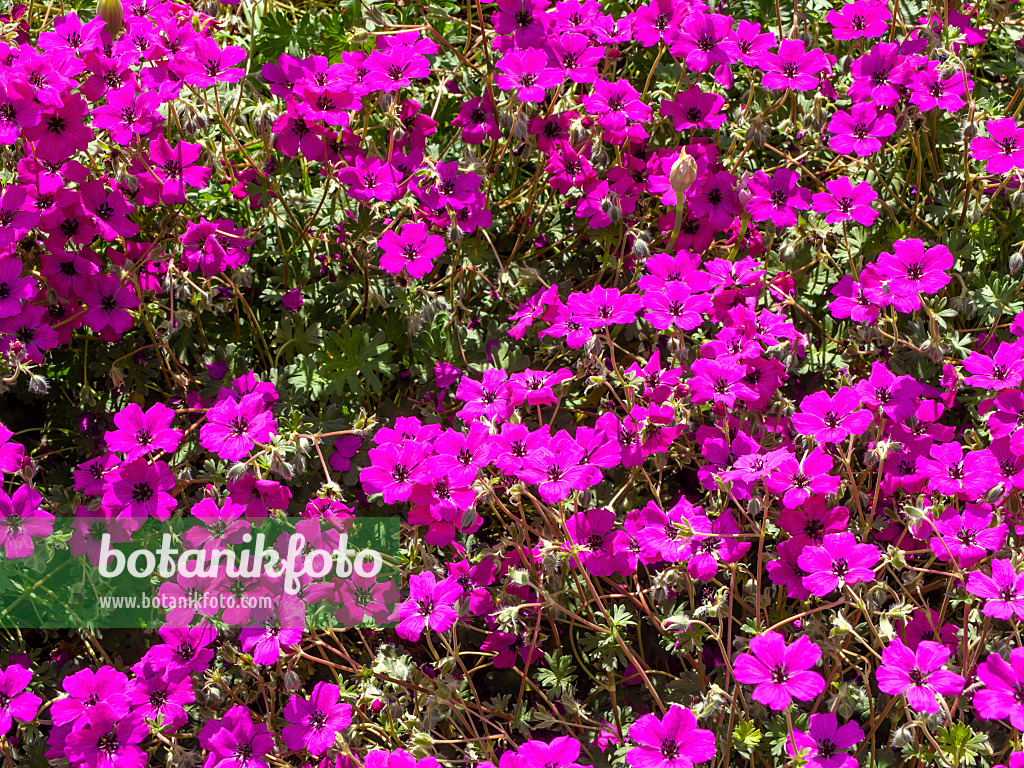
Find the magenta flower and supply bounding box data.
[967,559,1024,620]
[361,441,427,503]
[517,440,592,504]
[663,88,729,132]
[569,285,642,327]
[911,61,970,112]
[0,424,24,474]
[0,186,39,247]
[828,103,896,156]
[451,96,501,143]
[379,222,446,279]
[778,497,848,548]
[80,180,138,239]
[671,13,738,72]
[0,665,38,733]
[240,596,305,664]
[0,259,36,318]
[200,393,278,462]
[971,118,1024,174]
[201,705,276,768]
[105,402,181,459]
[928,506,1007,567]
[746,168,811,226]
[22,94,93,164]
[283,682,353,756]
[917,442,997,497]
[876,638,964,713]
[964,342,1024,390]
[65,704,148,768]
[811,177,878,226]
[627,705,715,768]
[826,0,889,38]
[52,666,130,726]
[874,238,953,312]
[177,37,247,87]
[974,648,1024,729]
[765,448,841,508]
[0,485,53,558]
[392,571,461,641]
[848,43,910,106]
[582,79,652,132]
[91,87,161,144]
[495,49,562,102]
[149,136,212,203]
[103,458,177,520]
[792,387,872,444]
[758,40,828,91]
[127,663,194,732]
[364,45,431,92]
[565,508,633,577]
[784,713,863,768]
[798,532,878,596]
[516,736,584,768]
[143,626,218,674]
[688,356,757,409]
[733,631,826,710]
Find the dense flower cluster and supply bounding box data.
[1,0,1024,764]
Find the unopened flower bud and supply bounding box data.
[670,148,699,198]
[631,237,650,259]
[97,0,123,34]
[1010,250,1024,275]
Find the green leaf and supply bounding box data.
[317,326,394,397]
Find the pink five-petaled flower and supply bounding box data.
[0,665,39,733]
[0,486,53,558]
[283,682,353,756]
[791,386,872,444]
[105,402,181,459]
[971,118,1024,174]
[784,713,864,768]
[874,238,953,312]
[103,458,177,520]
[797,532,879,597]
[379,222,446,279]
[65,704,148,768]
[515,736,584,768]
[758,40,828,91]
[201,705,275,768]
[826,0,889,38]
[974,648,1024,730]
[967,559,1024,620]
[582,78,653,132]
[928,506,1007,568]
[827,103,896,157]
[765,448,841,508]
[494,49,562,103]
[626,704,716,768]
[149,136,212,204]
[745,168,811,227]
[91,86,161,145]
[363,45,431,92]
[393,571,461,641]
[200,393,277,463]
[733,631,825,710]
[811,177,878,226]
[876,637,965,713]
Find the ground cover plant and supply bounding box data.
[2,0,1024,764]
